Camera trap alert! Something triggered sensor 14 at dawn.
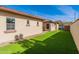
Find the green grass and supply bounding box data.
[0,43,25,54]
[0,30,78,54]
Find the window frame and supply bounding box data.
[6,17,15,30]
[26,20,30,26]
[37,21,39,26]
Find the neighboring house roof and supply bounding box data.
[63,22,72,26]
[0,6,46,21]
[43,20,59,24]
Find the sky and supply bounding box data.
[4,5,79,22]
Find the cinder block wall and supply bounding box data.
[70,20,79,51]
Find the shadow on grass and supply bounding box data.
[18,30,78,54]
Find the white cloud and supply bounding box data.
[57,5,77,16]
[50,5,78,21]
[23,6,78,22]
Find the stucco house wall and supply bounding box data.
[56,23,59,30]
[70,20,79,51]
[0,11,43,44]
[50,23,56,31]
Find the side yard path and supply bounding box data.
[0,30,78,54]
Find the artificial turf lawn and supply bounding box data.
[0,30,78,54]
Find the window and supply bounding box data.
[26,20,30,26]
[37,21,39,26]
[6,17,15,30]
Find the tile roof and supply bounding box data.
[0,6,45,21]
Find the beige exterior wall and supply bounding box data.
[70,20,79,51]
[50,23,56,31]
[56,23,59,30]
[0,11,43,44]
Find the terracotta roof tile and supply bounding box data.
[0,6,45,21]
